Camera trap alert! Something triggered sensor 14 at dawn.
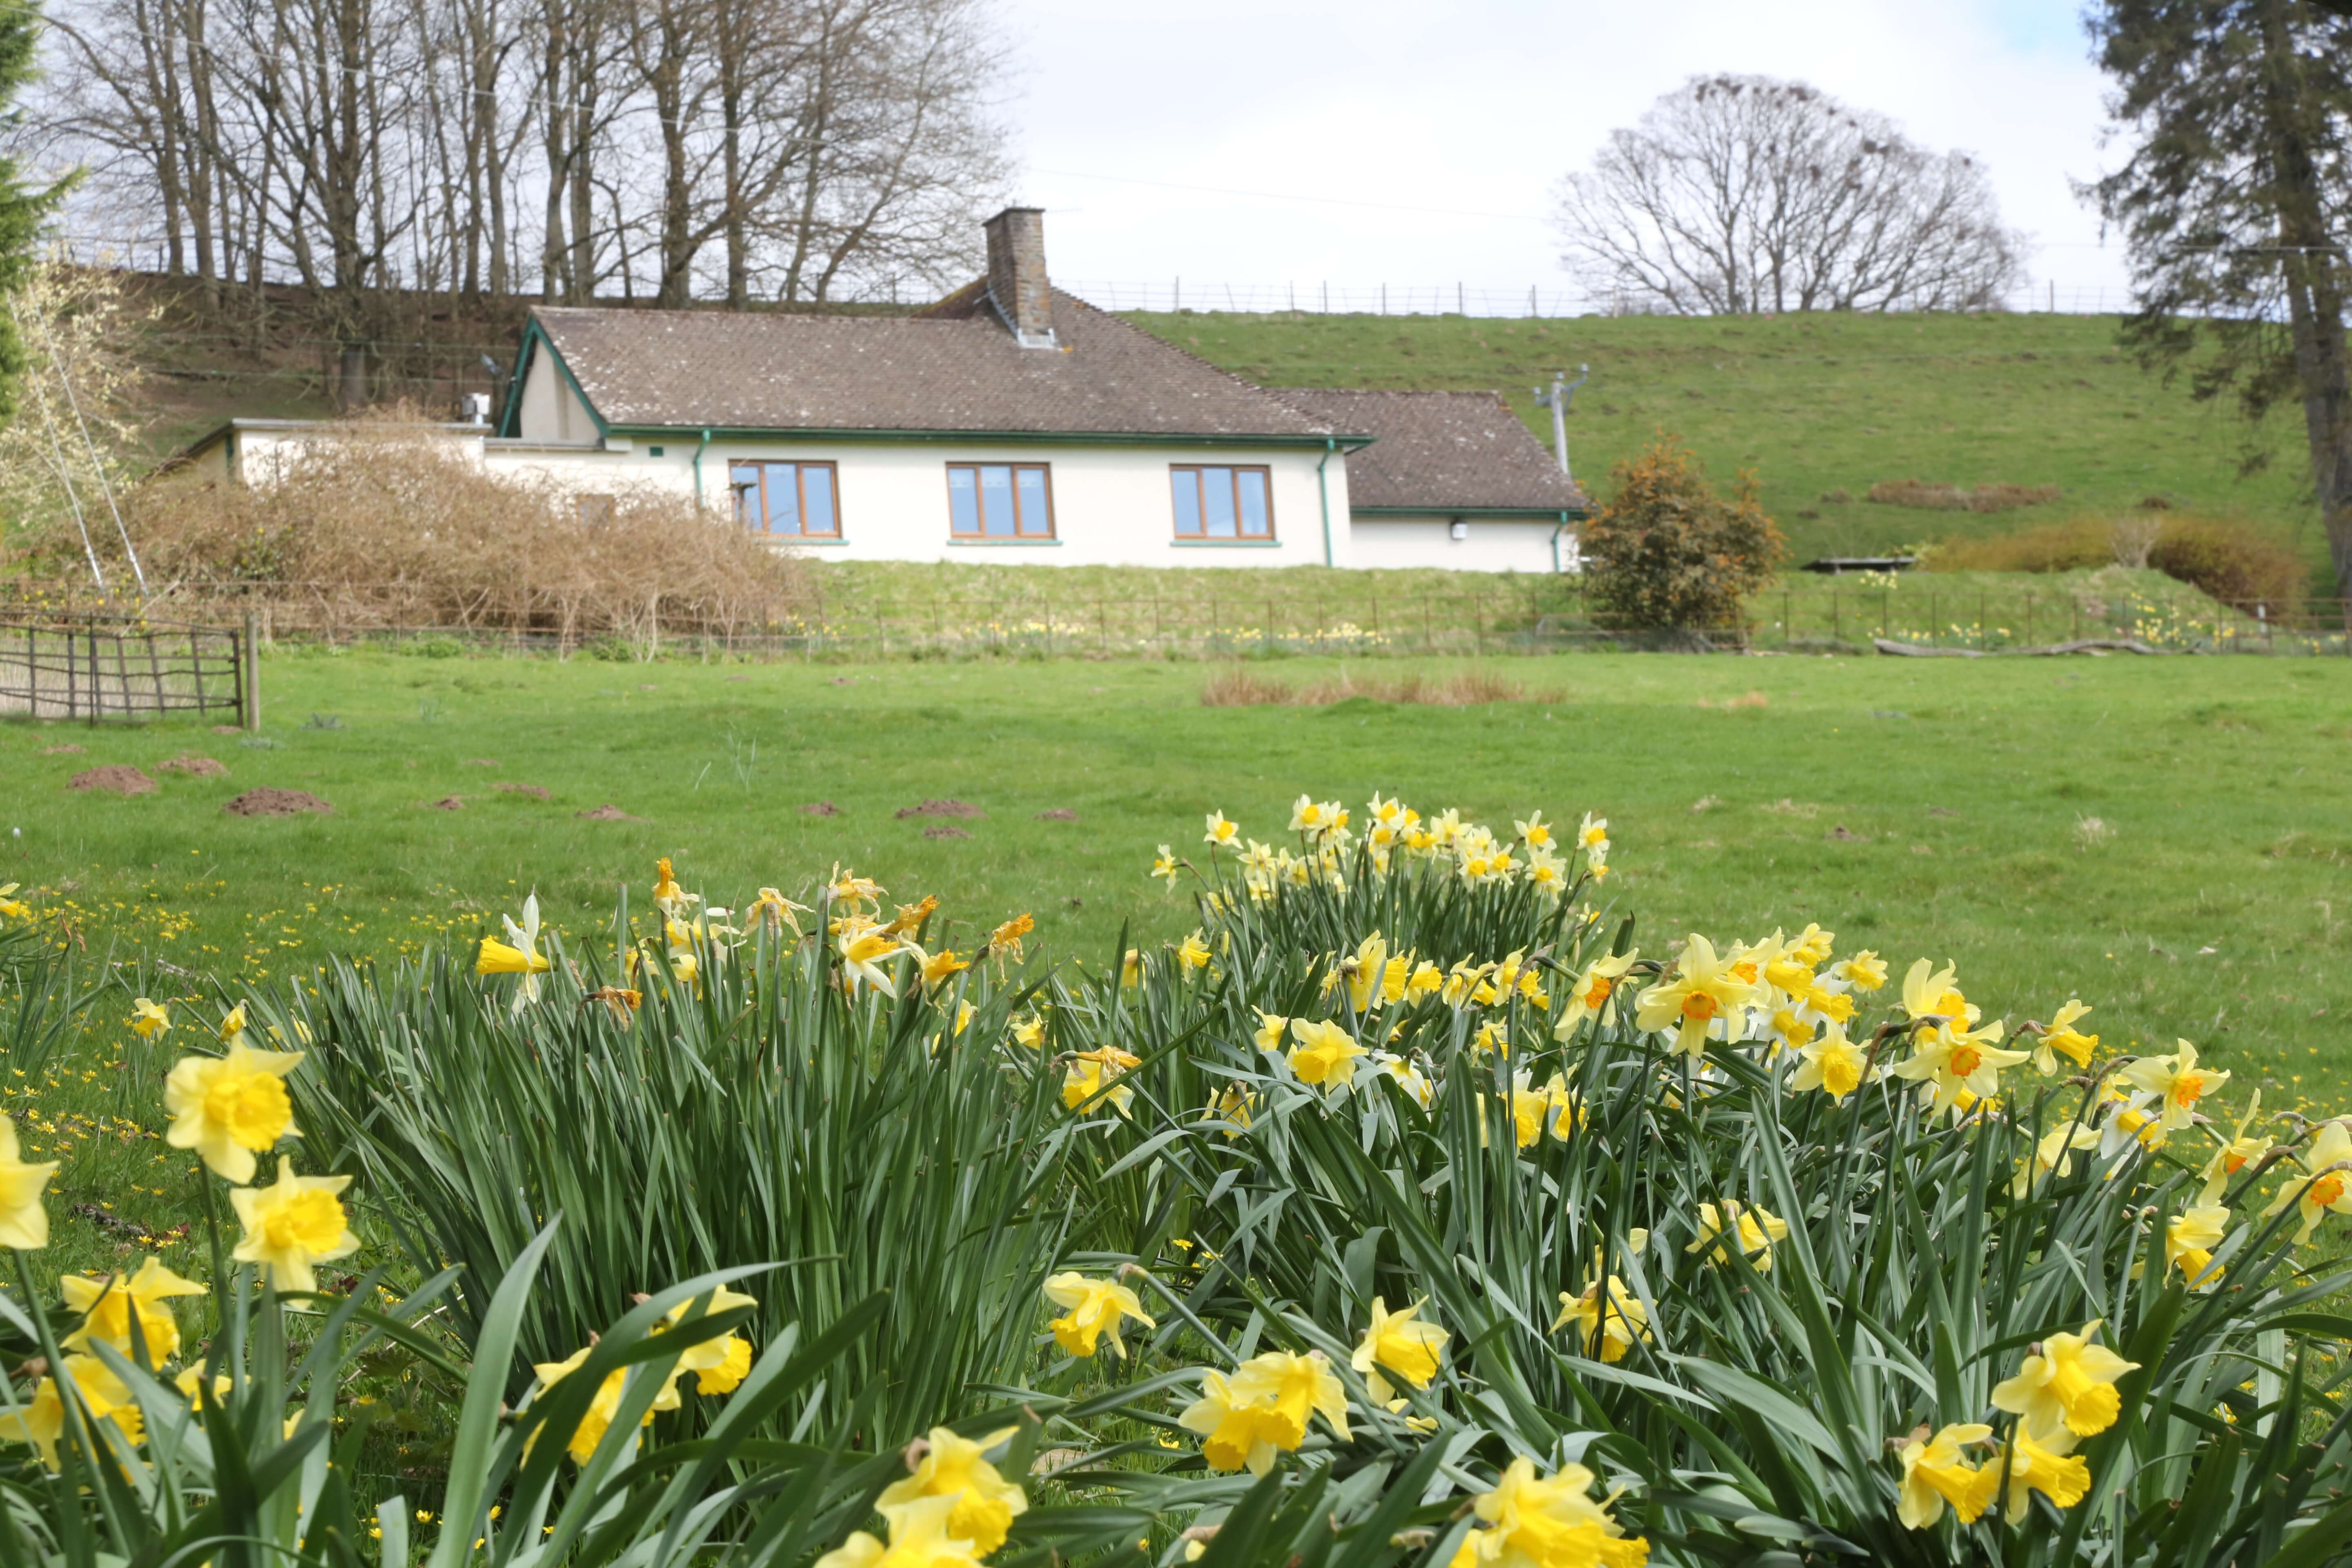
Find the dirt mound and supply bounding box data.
[802,801,841,816]
[576,804,643,821]
[922,825,972,840]
[895,799,985,820]
[494,782,551,800]
[1035,808,1077,821]
[1866,479,2060,513]
[69,765,157,797]
[1824,824,1869,842]
[157,755,229,777]
[38,744,84,755]
[429,795,466,811]
[222,788,333,817]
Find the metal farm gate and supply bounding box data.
[0,612,255,727]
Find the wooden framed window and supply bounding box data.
[729,460,840,537]
[1171,465,1274,540]
[946,463,1054,538]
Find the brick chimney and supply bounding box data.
[983,207,1057,348]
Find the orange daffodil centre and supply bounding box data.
[1890,958,2029,1114]
[2121,1039,2230,1133]
[1634,935,1757,1059]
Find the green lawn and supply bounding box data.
[1126,309,2329,581]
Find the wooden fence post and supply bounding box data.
[242,610,261,732]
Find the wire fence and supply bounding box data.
[0,610,255,724]
[1058,278,2145,319]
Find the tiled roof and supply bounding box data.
[1276,390,1591,514]
[527,293,1336,441]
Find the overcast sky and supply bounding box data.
[998,0,2132,314]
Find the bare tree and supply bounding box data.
[1555,75,2027,315]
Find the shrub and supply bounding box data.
[1921,517,2111,572]
[2147,516,2310,608]
[1583,434,1785,631]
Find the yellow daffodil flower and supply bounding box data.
[1790,1025,1873,1100]
[1686,1200,1789,1272]
[0,1354,145,1471]
[1577,812,1609,856]
[1177,931,1212,973]
[907,944,970,990]
[1896,1423,1996,1528]
[228,1157,360,1294]
[1351,1296,1448,1403]
[476,894,554,1015]
[2031,1000,2098,1075]
[2120,1040,2229,1134]
[651,857,687,913]
[1784,922,1835,966]
[0,884,27,921]
[1287,1019,1367,1087]
[1514,811,1552,848]
[1525,847,1570,896]
[1253,1011,1290,1053]
[813,1494,984,1568]
[61,1258,206,1365]
[1203,811,1240,848]
[1009,1013,1045,1050]
[695,1334,753,1394]
[1040,1272,1154,1359]
[2165,1204,2230,1288]
[130,997,170,1039]
[1635,936,1758,1060]
[1204,1081,1256,1137]
[1991,1320,2140,1437]
[1448,1455,1648,1568]
[1555,950,1638,1038]
[163,1040,305,1184]
[1179,1349,1349,1475]
[0,1114,58,1250]
[1829,951,1888,991]
[175,1365,232,1406]
[1552,1269,1650,1363]
[532,1341,681,1466]
[878,1426,1029,1552]
[216,1004,249,1048]
[1993,1422,2090,1523]
[2264,1118,2352,1242]
[2197,1091,2271,1203]
[1061,1047,1140,1117]
[1890,963,2027,1114]
[1150,846,1179,886]
[837,920,908,998]
[658,1285,759,1385]
[2012,1120,2100,1196]
[1336,933,1389,1012]
[1370,1051,1433,1109]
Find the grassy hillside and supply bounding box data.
[1126,309,2326,579]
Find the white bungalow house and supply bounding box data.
[176,209,1588,572]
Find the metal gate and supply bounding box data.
[0,612,254,726]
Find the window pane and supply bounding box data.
[730,463,762,530]
[764,463,801,534]
[980,464,1016,537]
[803,466,836,535]
[1201,466,1238,538]
[1171,470,1201,536]
[1237,469,1270,537]
[948,467,980,535]
[1015,468,1050,535]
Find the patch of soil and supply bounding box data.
[1824,824,1869,842]
[802,801,841,816]
[69,765,157,797]
[895,798,985,820]
[430,795,466,811]
[157,755,229,777]
[211,725,244,735]
[577,804,643,821]
[494,782,552,800]
[223,787,333,817]
[464,758,500,767]
[922,825,972,840]
[38,744,84,755]
[1035,808,1077,821]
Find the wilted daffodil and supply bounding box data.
[228,1157,360,1294]
[1991,1320,2139,1438]
[0,1114,58,1250]
[1287,1019,1367,1087]
[2265,1118,2352,1242]
[130,997,171,1039]
[1896,1423,1996,1529]
[477,894,555,1015]
[1179,1349,1349,1475]
[62,1258,206,1365]
[1041,1271,1154,1359]
[877,1426,1029,1553]
[1686,1200,1788,1272]
[1351,1296,1447,1403]
[2121,1040,2229,1135]
[1634,935,1756,1059]
[1448,1456,1648,1568]
[2031,1000,2098,1075]
[814,1492,984,1568]
[163,1040,305,1184]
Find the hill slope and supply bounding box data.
[1126,309,2324,577]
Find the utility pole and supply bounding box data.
[1532,365,1590,481]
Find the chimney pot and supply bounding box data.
[984,207,1057,349]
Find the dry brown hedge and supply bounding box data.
[1866,479,2063,512]
[1201,665,1561,707]
[1924,512,2311,606]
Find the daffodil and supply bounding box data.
[0,1114,58,1250]
[1150,845,1179,886]
[1287,1019,1367,1087]
[985,913,1033,964]
[163,1040,305,1183]
[1828,951,1888,991]
[0,1355,145,1471]
[61,1258,206,1365]
[1990,1320,2140,1438]
[1177,931,1212,973]
[1992,1423,2090,1523]
[1448,1455,1648,1568]
[532,1342,682,1466]
[130,997,170,1039]
[2197,1090,2271,1203]
[651,858,697,917]
[2264,1118,2352,1242]
[813,1494,984,1568]
[2165,1204,2230,1287]
[1790,1024,1873,1100]
[906,944,970,990]
[838,919,909,998]
[658,1285,759,1385]
[2031,1000,2098,1074]
[878,1427,1029,1552]
[1203,1081,1256,1137]
[2120,1040,2229,1134]
[1351,1296,1447,1402]
[1061,1047,1140,1117]
[1180,1349,1349,1474]
[1040,1272,1153,1359]
[1203,811,1240,848]
[1371,1051,1433,1108]
[1336,933,1389,1012]
[476,895,554,1015]
[1576,812,1610,857]
[228,1157,359,1294]
[1253,1011,1290,1052]
[1783,922,1835,965]
[1120,948,1143,987]
[1009,1013,1045,1050]
[746,886,806,936]
[695,1334,753,1394]
[1634,936,1757,1059]
[1889,962,2027,1113]
[2012,1119,2100,1196]
[1287,795,1333,836]
[1685,1200,1788,1271]
[1555,950,1638,1038]
[1552,1272,1650,1364]
[1895,1423,1996,1528]
[1514,811,1552,848]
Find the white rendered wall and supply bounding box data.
[1347,517,1573,574]
[516,350,598,445]
[479,437,1353,569]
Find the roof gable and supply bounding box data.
[1277,389,1591,515]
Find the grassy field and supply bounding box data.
[1127,309,2327,578]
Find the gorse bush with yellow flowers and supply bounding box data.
[3,799,2352,1568]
